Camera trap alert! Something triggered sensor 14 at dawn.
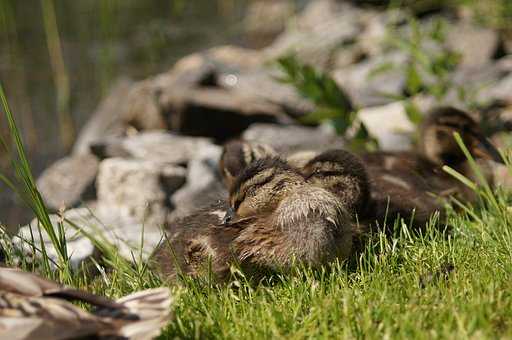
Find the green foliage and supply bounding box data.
[276,55,379,152]
[375,17,462,127]
[396,18,460,101]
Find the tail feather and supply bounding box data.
[115,288,173,340]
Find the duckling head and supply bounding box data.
[219,140,277,189]
[419,106,502,167]
[302,149,370,216]
[225,157,303,224]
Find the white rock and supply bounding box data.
[358,101,415,151]
[15,207,166,268]
[15,208,98,268]
[96,158,186,227]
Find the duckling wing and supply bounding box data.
[0,268,121,309]
[0,291,110,340]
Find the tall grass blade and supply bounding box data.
[0,82,70,277]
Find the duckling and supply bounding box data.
[0,267,171,340]
[154,157,356,281]
[359,106,504,229]
[219,140,277,189]
[362,106,503,187]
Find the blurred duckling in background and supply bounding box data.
[363,106,503,189]
[360,106,504,229]
[155,157,358,281]
[0,267,171,340]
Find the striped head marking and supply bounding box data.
[227,157,304,222]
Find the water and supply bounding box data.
[0,0,251,227]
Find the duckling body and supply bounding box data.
[155,200,240,280]
[155,157,357,280]
[359,106,503,229]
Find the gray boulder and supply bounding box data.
[37,154,99,211]
[15,207,164,268]
[16,208,97,268]
[73,80,134,155]
[163,87,290,142]
[170,143,226,218]
[90,131,212,164]
[242,123,344,153]
[446,22,499,69]
[358,101,416,151]
[96,158,186,228]
[263,0,362,69]
[333,52,407,108]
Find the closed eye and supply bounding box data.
[306,170,344,180]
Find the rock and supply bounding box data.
[174,46,262,76]
[91,214,164,262]
[96,158,186,227]
[121,79,168,131]
[452,56,512,106]
[170,143,226,218]
[333,52,407,107]
[244,0,296,46]
[37,154,99,211]
[221,70,315,118]
[73,46,237,155]
[263,0,362,69]
[90,131,212,164]
[446,22,499,68]
[242,123,344,153]
[163,87,290,142]
[16,208,97,268]
[358,101,416,151]
[476,72,512,105]
[15,207,165,268]
[206,45,263,70]
[73,80,134,155]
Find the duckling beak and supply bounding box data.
[222,207,237,225]
[471,132,504,164]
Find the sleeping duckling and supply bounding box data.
[362,106,503,188]
[154,157,355,281]
[360,106,504,229]
[0,268,171,340]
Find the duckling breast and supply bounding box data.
[234,186,354,270]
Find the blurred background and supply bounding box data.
[1,0,511,228]
[0,0,268,226]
